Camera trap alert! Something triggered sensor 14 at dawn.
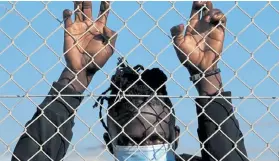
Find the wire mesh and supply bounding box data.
[1,1,279,161]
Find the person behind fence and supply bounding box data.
[12,1,248,161]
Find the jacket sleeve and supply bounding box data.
[196,91,248,161]
[12,82,83,161]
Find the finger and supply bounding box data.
[74,1,83,22]
[210,9,227,27]
[170,24,185,46]
[186,1,207,33]
[202,1,213,17]
[204,9,226,29]
[63,9,73,28]
[103,26,118,47]
[206,9,226,54]
[83,1,92,21]
[98,1,110,25]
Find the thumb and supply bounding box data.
[170,24,185,45]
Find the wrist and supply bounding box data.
[57,68,94,93]
[193,73,224,96]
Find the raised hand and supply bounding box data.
[170,1,226,75]
[63,1,117,74]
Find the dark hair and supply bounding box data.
[93,58,174,132]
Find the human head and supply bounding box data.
[94,58,180,155]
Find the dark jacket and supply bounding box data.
[12,82,248,161]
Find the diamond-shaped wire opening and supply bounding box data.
[254,112,279,142]
[237,23,267,52]
[124,44,156,68]
[126,7,156,39]
[142,1,173,21]
[29,45,59,74]
[0,45,27,74]
[142,27,173,54]
[31,9,61,39]
[238,1,269,17]
[108,1,140,21]
[0,116,24,144]
[243,131,268,159]
[13,63,43,91]
[0,3,28,38]
[237,59,268,88]
[14,2,45,21]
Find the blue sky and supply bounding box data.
[1,1,279,161]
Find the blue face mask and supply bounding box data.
[114,144,176,161]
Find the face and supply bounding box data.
[104,101,180,153]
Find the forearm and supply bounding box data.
[13,68,94,161]
[58,67,95,93]
[13,102,75,161]
[189,69,247,160]
[196,92,248,161]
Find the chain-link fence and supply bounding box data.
[1,1,279,161]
